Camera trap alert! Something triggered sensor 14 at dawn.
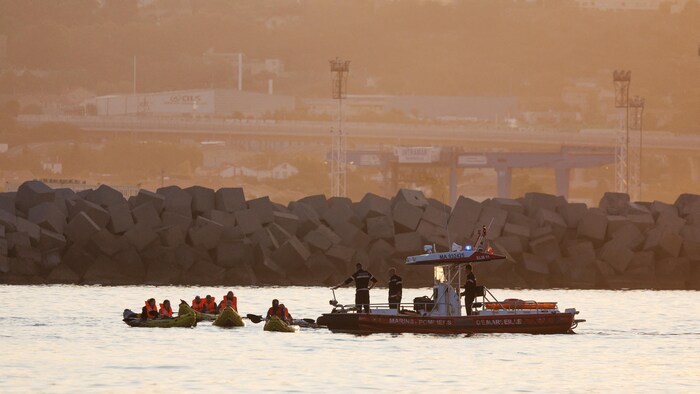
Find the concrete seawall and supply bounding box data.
[1,181,698,289]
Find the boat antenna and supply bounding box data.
[473,218,494,252]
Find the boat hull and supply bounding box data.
[213,307,244,327]
[317,312,575,334]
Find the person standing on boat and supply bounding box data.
[332,263,378,313]
[388,268,403,309]
[462,264,477,315]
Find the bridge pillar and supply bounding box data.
[555,167,570,199]
[449,155,458,207]
[496,167,512,198]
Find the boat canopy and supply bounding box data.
[405,249,505,267]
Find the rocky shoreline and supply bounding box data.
[1,181,698,290]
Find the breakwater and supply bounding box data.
[0,181,698,289]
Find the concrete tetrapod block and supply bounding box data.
[129,189,165,213]
[674,193,700,217]
[42,251,63,271]
[625,250,655,279]
[681,240,700,261]
[357,193,391,220]
[124,221,159,251]
[493,235,524,259]
[0,238,8,256]
[314,224,342,245]
[28,202,66,234]
[271,236,311,271]
[627,213,655,233]
[161,211,192,234]
[577,211,608,243]
[90,229,123,256]
[606,216,631,239]
[627,202,651,216]
[184,259,225,285]
[644,227,682,258]
[215,241,254,268]
[85,184,126,208]
[68,199,110,229]
[521,252,550,275]
[610,223,645,250]
[503,223,530,248]
[37,228,66,252]
[421,205,449,228]
[247,196,275,225]
[234,209,263,235]
[392,201,422,233]
[250,227,274,251]
[488,198,525,215]
[273,211,300,236]
[144,253,181,285]
[297,194,329,217]
[650,200,678,219]
[680,225,700,243]
[204,209,237,227]
[306,251,336,284]
[599,238,635,274]
[289,201,322,228]
[528,234,561,263]
[215,187,247,213]
[394,232,423,254]
[158,225,186,247]
[266,222,294,248]
[0,209,17,232]
[16,217,41,243]
[655,210,685,234]
[62,244,96,278]
[0,193,15,215]
[656,256,691,280]
[303,226,334,252]
[188,216,223,250]
[523,192,564,217]
[450,196,482,227]
[368,238,396,263]
[161,187,192,217]
[335,222,370,251]
[366,215,395,241]
[393,189,429,210]
[536,209,567,239]
[598,192,630,215]
[184,186,215,216]
[556,202,588,229]
[46,264,80,284]
[321,202,358,231]
[15,180,55,214]
[7,231,31,251]
[64,212,101,245]
[107,203,134,234]
[131,202,162,229]
[325,244,356,263]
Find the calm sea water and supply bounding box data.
[0,285,698,393]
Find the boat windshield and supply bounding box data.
[434,265,448,284]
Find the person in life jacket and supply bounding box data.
[159,299,173,318]
[191,296,204,312]
[266,299,292,323]
[203,295,217,314]
[142,298,159,320]
[219,291,238,312]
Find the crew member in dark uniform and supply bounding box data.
[332,263,378,313]
[462,264,477,315]
[388,268,402,309]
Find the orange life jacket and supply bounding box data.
[191,299,204,312]
[220,295,238,312]
[144,301,158,319]
[267,306,289,319]
[203,297,217,313]
[159,303,173,317]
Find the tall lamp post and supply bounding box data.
[629,96,645,201]
[613,70,631,195]
[329,58,350,198]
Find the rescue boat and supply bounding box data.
[316,233,585,335]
